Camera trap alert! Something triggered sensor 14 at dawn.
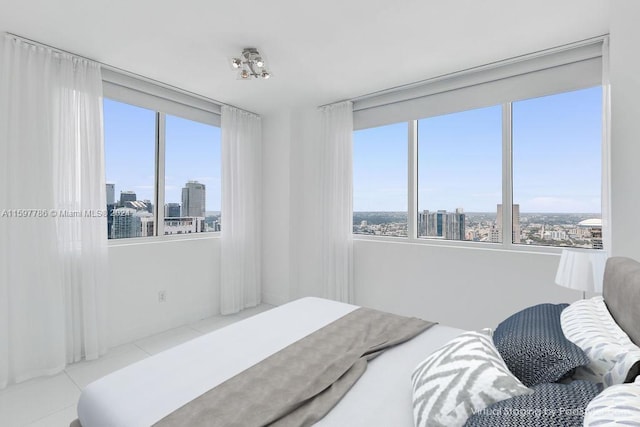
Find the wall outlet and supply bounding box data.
[158,290,167,303]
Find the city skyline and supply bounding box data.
[103,98,221,213]
[106,180,220,239]
[353,208,602,249]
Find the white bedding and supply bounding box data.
[77,297,463,427]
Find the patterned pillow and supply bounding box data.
[561,296,640,387]
[411,331,532,427]
[584,378,640,426]
[493,303,590,386]
[465,380,602,427]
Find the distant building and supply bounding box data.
[578,218,603,249]
[120,191,137,205]
[138,212,155,237]
[106,183,115,205]
[106,183,116,236]
[125,200,153,213]
[181,181,206,218]
[164,217,205,235]
[111,207,140,239]
[418,208,465,240]
[165,203,181,218]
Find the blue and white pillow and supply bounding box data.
[493,303,590,387]
[561,296,640,387]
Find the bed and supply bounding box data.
[74,256,640,426]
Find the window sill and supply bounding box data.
[108,232,220,247]
[352,234,603,256]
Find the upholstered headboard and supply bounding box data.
[603,257,640,346]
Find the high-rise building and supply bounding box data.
[106,183,115,205]
[106,183,116,237]
[120,190,137,205]
[578,218,603,249]
[418,208,465,240]
[165,203,181,218]
[111,207,141,239]
[181,181,206,217]
[494,204,521,243]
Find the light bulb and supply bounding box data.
[231,58,242,69]
[261,71,270,79]
[240,69,250,79]
[255,57,264,67]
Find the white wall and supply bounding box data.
[354,240,576,330]
[610,0,640,261]
[261,111,292,305]
[107,237,220,347]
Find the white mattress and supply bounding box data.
[77,297,463,427]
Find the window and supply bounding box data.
[417,106,502,242]
[350,38,606,250]
[104,99,221,240]
[164,115,221,235]
[512,87,602,249]
[352,90,603,250]
[353,123,408,237]
[104,99,156,239]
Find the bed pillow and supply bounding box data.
[411,331,532,427]
[464,380,602,427]
[561,295,640,387]
[493,303,589,386]
[584,377,640,426]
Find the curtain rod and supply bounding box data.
[4,32,258,117]
[319,33,608,109]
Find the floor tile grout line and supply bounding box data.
[62,370,82,392]
[132,342,152,356]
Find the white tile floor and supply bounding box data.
[0,304,274,427]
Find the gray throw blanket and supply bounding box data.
[154,307,435,427]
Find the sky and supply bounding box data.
[104,98,222,212]
[353,86,602,214]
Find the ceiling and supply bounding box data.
[0,0,610,115]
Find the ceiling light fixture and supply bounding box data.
[231,48,271,80]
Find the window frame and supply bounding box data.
[354,96,603,255]
[352,37,607,254]
[103,71,222,245]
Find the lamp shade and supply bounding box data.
[555,249,608,293]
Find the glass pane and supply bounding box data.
[513,87,602,248]
[104,99,156,239]
[164,115,221,234]
[353,123,408,237]
[417,105,502,243]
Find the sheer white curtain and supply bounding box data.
[601,36,612,255]
[319,101,354,303]
[220,106,262,314]
[0,35,108,389]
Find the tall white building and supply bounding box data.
[181,181,206,218]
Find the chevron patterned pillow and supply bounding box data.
[561,296,640,387]
[584,378,640,426]
[411,331,532,427]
